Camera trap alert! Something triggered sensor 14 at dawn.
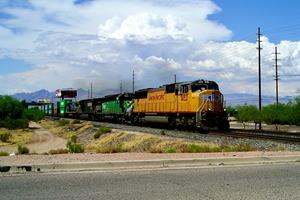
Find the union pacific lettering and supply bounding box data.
[149,94,165,101]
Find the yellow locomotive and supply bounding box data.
[132,79,229,130]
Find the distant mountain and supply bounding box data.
[12,89,55,102]
[11,88,120,102]
[224,93,295,107]
[11,89,297,106]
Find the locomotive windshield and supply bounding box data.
[191,81,219,92]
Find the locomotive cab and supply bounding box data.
[189,80,228,129]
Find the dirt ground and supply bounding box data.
[0,122,67,154]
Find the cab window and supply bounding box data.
[180,85,189,93]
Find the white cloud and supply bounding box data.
[98,13,193,43]
[1,0,300,98]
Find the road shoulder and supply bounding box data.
[1,151,300,173]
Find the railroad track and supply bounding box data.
[211,129,300,144]
[48,116,300,144]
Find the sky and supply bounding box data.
[1,0,300,97]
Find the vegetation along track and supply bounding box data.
[210,129,300,144]
[49,117,300,145]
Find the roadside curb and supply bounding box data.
[1,155,300,174]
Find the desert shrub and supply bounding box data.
[0,151,9,156]
[58,119,70,126]
[164,147,176,153]
[96,144,124,153]
[24,108,45,121]
[0,132,11,142]
[234,143,255,151]
[0,118,29,129]
[48,148,69,155]
[67,141,84,153]
[17,144,29,154]
[98,127,112,134]
[160,130,166,136]
[94,127,112,139]
[70,134,77,143]
[187,144,216,153]
[71,119,81,124]
[93,132,101,139]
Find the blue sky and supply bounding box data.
[1,0,300,96]
[211,0,300,43]
[0,58,31,75]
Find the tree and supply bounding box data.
[0,96,24,120]
[291,97,300,125]
[0,96,29,129]
[261,103,292,129]
[225,105,237,117]
[236,105,260,129]
[24,108,45,122]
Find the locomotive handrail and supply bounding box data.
[196,98,209,126]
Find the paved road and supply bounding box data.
[1,164,300,200]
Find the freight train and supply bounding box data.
[38,79,229,130]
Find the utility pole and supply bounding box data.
[90,82,93,99]
[273,46,280,105]
[87,89,90,99]
[132,70,135,93]
[174,74,177,84]
[257,27,262,130]
[120,82,123,93]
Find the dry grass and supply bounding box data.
[48,148,69,155]
[0,128,32,146]
[86,132,256,153]
[0,151,9,156]
[40,119,94,139]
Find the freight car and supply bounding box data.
[47,79,229,130]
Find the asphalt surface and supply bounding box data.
[1,164,300,200]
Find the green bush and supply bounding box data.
[66,141,84,153]
[70,134,77,143]
[24,108,45,121]
[0,96,31,129]
[187,144,213,153]
[0,132,11,142]
[0,151,9,156]
[98,127,112,134]
[164,147,176,153]
[71,119,81,124]
[48,148,69,155]
[0,118,29,129]
[93,132,101,139]
[261,103,291,126]
[225,105,237,117]
[17,144,29,154]
[58,119,70,126]
[94,127,112,139]
[0,96,24,120]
